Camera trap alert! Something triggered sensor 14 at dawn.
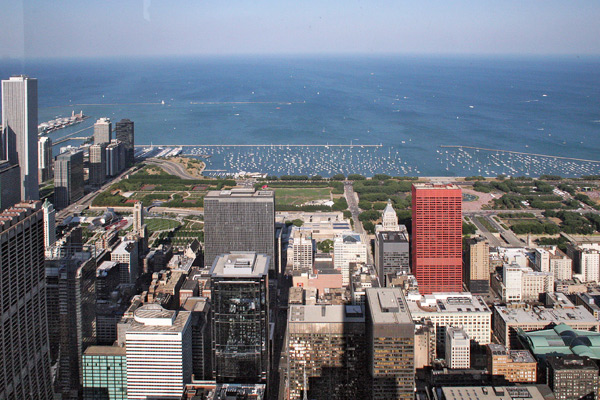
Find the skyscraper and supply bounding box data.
[106,140,125,177]
[365,288,415,400]
[42,198,56,248]
[411,183,462,294]
[463,236,490,294]
[125,304,192,399]
[1,76,39,200]
[375,230,410,286]
[89,143,106,186]
[0,201,53,399]
[115,119,134,167]
[204,188,275,271]
[93,117,112,145]
[133,201,143,233]
[38,135,53,183]
[0,160,20,210]
[211,252,269,384]
[54,150,84,209]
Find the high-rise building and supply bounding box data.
[333,231,368,285]
[115,119,134,167]
[93,117,112,145]
[375,229,410,286]
[0,159,20,210]
[111,239,139,284]
[365,288,415,400]
[204,189,275,271]
[463,236,490,294]
[45,250,97,399]
[82,346,127,400]
[287,304,368,400]
[289,229,314,271]
[411,183,462,294]
[210,252,270,383]
[534,246,573,281]
[89,143,106,186]
[133,201,143,233]
[125,304,192,399]
[38,135,53,183]
[0,202,53,400]
[546,355,599,400]
[42,198,56,248]
[377,199,400,233]
[54,150,84,209]
[501,263,554,303]
[106,140,125,177]
[445,327,470,369]
[1,76,39,200]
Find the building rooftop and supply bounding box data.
[495,305,597,325]
[112,240,135,255]
[440,386,554,400]
[519,323,600,360]
[84,345,126,357]
[378,231,409,243]
[546,354,599,371]
[488,344,536,363]
[366,288,412,325]
[127,303,191,333]
[413,182,460,190]
[205,188,274,199]
[210,252,269,278]
[97,261,119,277]
[407,292,491,314]
[288,304,364,324]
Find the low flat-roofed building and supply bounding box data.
[487,343,537,383]
[435,385,556,400]
[494,304,599,349]
[546,355,599,400]
[406,292,492,345]
[518,323,600,361]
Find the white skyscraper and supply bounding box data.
[1,76,39,200]
[38,135,53,183]
[125,304,192,399]
[445,327,471,369]
[42,199,56,248]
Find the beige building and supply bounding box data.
[445,327,470,369]
[493,303,599,348]
[406,292,492,345]
[437,386,553,400]
[333,232,367,286]
[463,236,490,294]
[534,246,572,281]
[502,263,554,303]
[288,228,314,271]
[487,344,537,383]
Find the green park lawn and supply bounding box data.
[274,187,332,206]
[144,218,181,233]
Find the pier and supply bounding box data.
[134,144,384,148]
[440,145,600,164]
[52,126,93,146]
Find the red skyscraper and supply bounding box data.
[411,183,462,294]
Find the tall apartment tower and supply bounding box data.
[463,236,490,294]
[125,304,192,399]
[204,189,275,271]
[88,143,106,186]
[0,202,53,400]
[1,76,39,200]
[133,201,144,233]
[38,135,53,183]
[93,117,111,145]
[210,253,270,383]
[0,160,20,210]
[411,183,462,294]
[365,288,415,400]
[54,150,84,209]
[42,198,56,248]
[106,140,125,177]
[115,119,134,167]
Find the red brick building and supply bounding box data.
[411,183,462,294]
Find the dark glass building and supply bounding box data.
[210,252,269,384]
[115,119,134,167]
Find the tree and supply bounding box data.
[317,239,333,253]
[332,174,346,181]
